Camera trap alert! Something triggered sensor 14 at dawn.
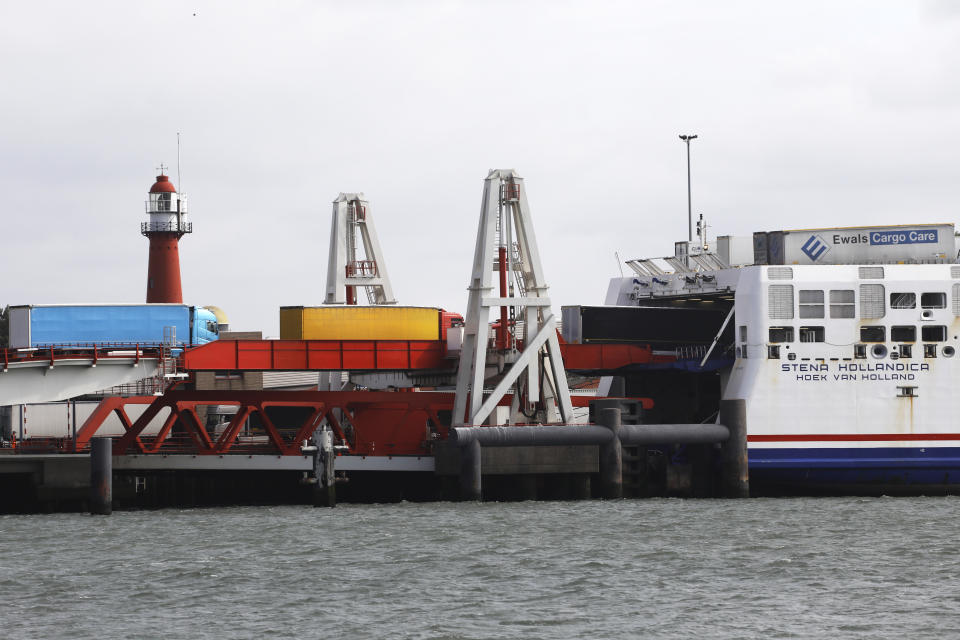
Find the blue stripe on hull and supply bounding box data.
[749,447,960,492]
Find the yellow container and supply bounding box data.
[280,306,440,341]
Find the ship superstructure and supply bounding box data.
[603,223,960,493]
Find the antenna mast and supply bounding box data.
[176,132,182,193]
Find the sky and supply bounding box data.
[2,1,960,336]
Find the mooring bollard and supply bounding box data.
[719,399,749,498]
[598,407,623,499]
[89,437,112,515]
[460,438,482,502]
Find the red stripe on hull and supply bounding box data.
[750,433,960,442]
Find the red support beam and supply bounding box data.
[181,340,453,372]
[75,396,156,450]
[148,411,181,453]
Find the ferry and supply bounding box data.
[598,221,960,495]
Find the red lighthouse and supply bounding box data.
[142,166,191,303]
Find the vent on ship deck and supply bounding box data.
[767,267,793,280]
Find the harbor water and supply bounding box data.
[2,497,958,639]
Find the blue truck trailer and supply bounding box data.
[7,304,220,348]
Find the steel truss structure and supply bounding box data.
[453,169,574,427]
[325,193,396,305]
[78,390,456,457]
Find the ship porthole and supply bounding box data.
[944,346,956,358]
[871,344,888,359]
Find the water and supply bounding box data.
[2,497,959,639]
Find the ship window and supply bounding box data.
[921,292,946,309]
[739,326,747,343]
[799,326,824,342]
[854,344,866,359]
[921,325,947,342]
[860,326,886,342]
[924,344,937,358]
[829,290,855,318]
[768,326,794,343]
[768,285,794,320]
[798,290,824,318]
[890,292,916,309]
[860,284,885,319]
[900,344,913,358]
[891,326,916,342]
[767,345,780,359]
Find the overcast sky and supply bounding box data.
[2,1,959,336]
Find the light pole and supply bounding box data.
[679,134,698,244]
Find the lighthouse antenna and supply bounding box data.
[177,132,182,193]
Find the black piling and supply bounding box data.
[89,437,112,515]
[460,438,482,501]
[608,376,626,397]
[719,399,749,498]
[598,407,623,499]
[313,430,337,508]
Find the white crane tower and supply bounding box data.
[452,169,574,427]
[324,193,396,305]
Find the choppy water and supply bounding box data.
[2,497,959,639]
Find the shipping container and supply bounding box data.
[280,306,446,341]
[562,305,733,348]
[7,304,219,348]
[717,235,754,267]
[752,223,955,265]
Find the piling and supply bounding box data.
[89,437,112,515]
[608,376,626,397]
[313,429,336,508]
[719,399,749,498]
[598,407,623,499]
[460,438,482,501]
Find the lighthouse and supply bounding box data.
[141,166,192,303]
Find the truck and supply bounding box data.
[7,304,220,348]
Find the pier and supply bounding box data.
[0,398,748,513]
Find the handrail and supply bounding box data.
[141,221,192,234]
[0,344,165,366]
